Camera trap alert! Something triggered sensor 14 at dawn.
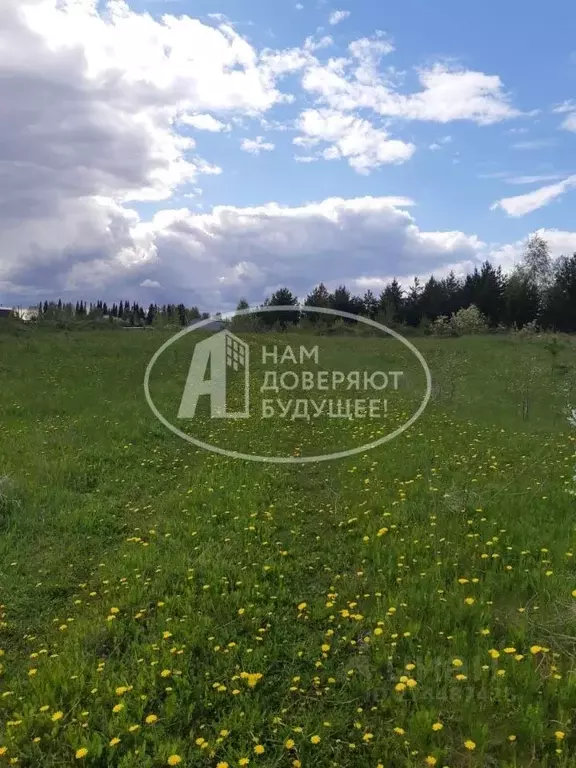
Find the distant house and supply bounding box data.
[0,307,13,319]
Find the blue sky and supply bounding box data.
[1,0,575,308]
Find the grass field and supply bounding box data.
[1,327,576,767]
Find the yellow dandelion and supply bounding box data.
[464,740,476,751]
[51,711,64,722]
[425,757,438,766]
[109,737,121,747]
[432,722,443,731]
[530,645,542,655]
[145,714,158,724]
[310,735,321,744]
[555,731,565,741]
[112,703,124,713]
[285,739,295,750]
[451,658,463,667]
[239,759,250,766]
[254,744,265,755]
[75,748,88,760]
[167,756,182,766]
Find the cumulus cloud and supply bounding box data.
[294,108,415,172]
[2,194,491,309]
[490,175,576,217]
[179,114,230,132]
[0,0,295,299]
[240,136,275,154]
[329,10,350,25]
[301,52,520,125]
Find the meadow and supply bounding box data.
[1,326,576,767]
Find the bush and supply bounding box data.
[450,305,488,336]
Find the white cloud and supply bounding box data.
[179,113,230,132]
[507,174,566,185]
[329,10,350,25]
[240,136,275,154]
[552,100,576,114]
[560,113,576,132]
[0,0,305,292]
[2,195,490,307]
[301,52,520,124]
[490,175,576,217]
[140,279,162,288]
[295,108,415,173]
[512,139,556,150]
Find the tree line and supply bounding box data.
[5,234,576,333]
[33,300,207,327]
[253,235,576,332]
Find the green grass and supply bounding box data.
[1,328,576,767]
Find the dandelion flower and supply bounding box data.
[254,745,265,755]
[239,759,250,766]
[530,645,542,655]
[167,756,182,766]
[51,711,64,722]
[432,722,443,731]
[555,731,565,741]
[284,739,295,750]
[451,658,463,667]
[75,748,88,760]
[109,738,121,747]
[464,740,476,751]
[145,714,158,724]
[310,735,321,744]
[425,757,438,766]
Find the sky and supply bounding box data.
[1,0,576,310]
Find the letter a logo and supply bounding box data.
[178,330,250,419]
